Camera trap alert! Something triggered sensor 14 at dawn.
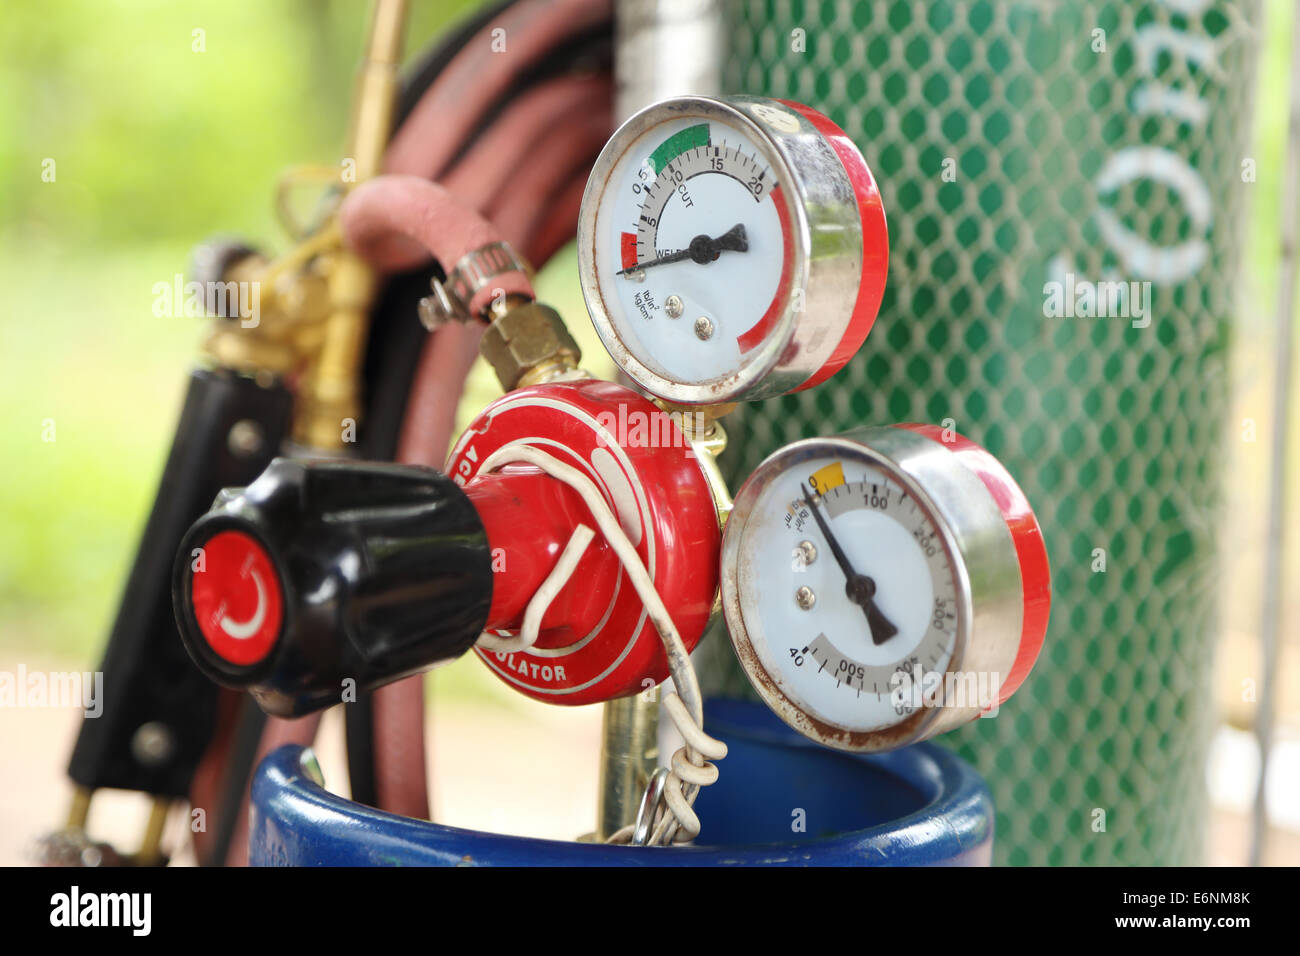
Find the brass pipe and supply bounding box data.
[66,786,92,830]
[348,0,408,182]
[595,694,661,840]
[293,0,408,449]
[297,252,377,449]
[135,797,171,867]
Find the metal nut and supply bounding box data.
[479,302,581,391]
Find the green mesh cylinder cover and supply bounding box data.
[700,0,1261,865]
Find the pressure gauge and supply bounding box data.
[721,424,1050,753]
[577,95,888,405]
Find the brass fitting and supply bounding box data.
[652,399,737,526]
[200,248,332,377]
[654,400,737,439]
[479,301,582,391]
[293,249,376,450]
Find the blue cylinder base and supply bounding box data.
[249,699,993,866]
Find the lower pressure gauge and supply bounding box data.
[721,424,1050,753]
[577,95,888,404]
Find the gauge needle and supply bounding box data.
[617,223,748,276]
[800,483,899,646]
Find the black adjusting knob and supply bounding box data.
[172,458,493,717]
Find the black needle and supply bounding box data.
[800,483,899,646]
[617,223,748,276]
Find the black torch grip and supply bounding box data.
[67,368,293,797]
[172,458,493,718]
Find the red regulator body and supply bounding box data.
[446,378,721,705]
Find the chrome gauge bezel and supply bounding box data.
[577,95,865,405]
[721,427,1025,753]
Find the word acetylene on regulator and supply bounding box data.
[171,95,1051,847]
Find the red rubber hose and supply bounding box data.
[384,0,612,180]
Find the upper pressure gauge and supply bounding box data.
[721,425,1050,753]
[577,95,888,405]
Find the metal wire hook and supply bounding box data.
[631,768,671,847]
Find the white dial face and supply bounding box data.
[589,113,792,387]
[733,453,962,735]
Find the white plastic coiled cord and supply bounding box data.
[471,443,726,845]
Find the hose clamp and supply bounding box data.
[418,241,531,328]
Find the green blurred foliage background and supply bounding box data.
[0,0,598,669]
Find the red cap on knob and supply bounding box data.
[188,529,284,667]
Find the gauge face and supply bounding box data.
[729,450,963,742]
[595,115,789,388]
[722,426,1048,753]
[578,96,888,405]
